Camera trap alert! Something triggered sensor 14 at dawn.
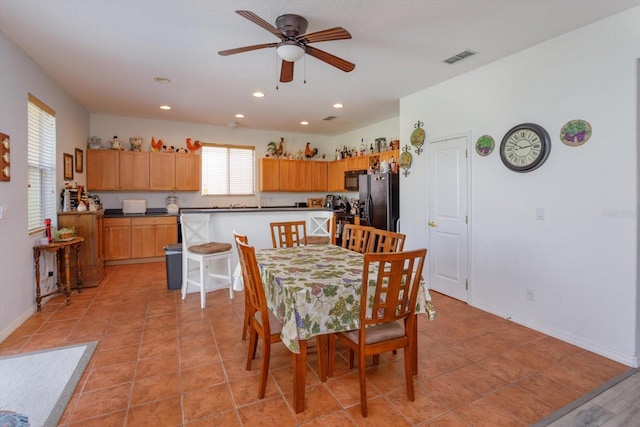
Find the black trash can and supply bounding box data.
[164,243,182,290]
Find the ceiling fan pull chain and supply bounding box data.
[275,52,280,90]
[304,54,307,84]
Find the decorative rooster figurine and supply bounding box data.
[150,137,163,152]
[305,142,318,158]
[186,138,202,154]
[276,137,284,157]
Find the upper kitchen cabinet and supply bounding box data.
[347,156,368,171]
[87,149,119,190]
[120,151,149,190]
[328,159,347,192]
[279,159,297,192]
[259,158,280,191]
[175,154,201,191]
[311,161,328,192]
[149,152,176,190]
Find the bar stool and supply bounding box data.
[181,213,233,308]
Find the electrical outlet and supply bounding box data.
[526,288,535,302]
[48,271,54,277]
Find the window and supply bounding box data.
[201,143,255,195]
[27,94,56,233]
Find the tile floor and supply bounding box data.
[0,262,629,426]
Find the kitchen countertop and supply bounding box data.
[104,208,178,218]
[181,207,333,214]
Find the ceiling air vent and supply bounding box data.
[444,50,476,64]
[322,116,337,121]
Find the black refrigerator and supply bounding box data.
[359,173,400,231]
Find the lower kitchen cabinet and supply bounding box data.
[57,210,105,287]
[103,218,132,261]
[104,216,177,262]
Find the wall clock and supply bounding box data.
[499,123,551,173]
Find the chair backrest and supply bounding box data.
[366,229,406,253]
[342,224,373,254]
[360,249,427,329]
[181,214,212,247]
[306,211,336,245]
[270,221,307,248]
[235,237,271,331]
[233,230,248,245]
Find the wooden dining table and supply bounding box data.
[255,244,435,413]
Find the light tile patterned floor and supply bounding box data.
[0,262,629,426]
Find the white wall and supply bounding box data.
[400,8,640,366]
[89,115,335,209]
[0,31,89,340]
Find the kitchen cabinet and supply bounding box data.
[57,210,105,287]
[149,152,176,190]
[279,159,297,192]
[131,217,178,258]
[347,156,368,171]
[120,151,149,190]
[87,151,199,191]
[259,158,280,191]
[105,216,177,262]
[297,161,313,191]
[175,154,201,190]
[87,149,119,190]
[328,160,347,192]
[379,149,399,164]
[311,161,328,192]
[103,217,131,261]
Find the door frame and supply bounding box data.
[426,131,472,303]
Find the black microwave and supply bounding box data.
[344,170,367,191]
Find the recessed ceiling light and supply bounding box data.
[300,121,309,126]
[253,92,265,98]
[160,105,171,110]
[154,77,171,84]
[235,114,245,118]
[333,103,343,109]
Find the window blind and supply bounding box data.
[201,143,255,195]
[27,94,56,233]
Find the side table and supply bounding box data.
[33,236,84,311]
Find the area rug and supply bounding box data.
[531,367,639,426]
[0,341,97,427]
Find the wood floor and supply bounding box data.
[0,261,630,426]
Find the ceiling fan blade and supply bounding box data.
[218,43,278,56]
[296,27,352,44]
[280,60,294,83]
[305,45,355,73]
[236,10,285,40]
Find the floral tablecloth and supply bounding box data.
[256,244,436,353]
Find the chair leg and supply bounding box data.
[348,348,355,369]
[316,335,327,382]
[258,337,271,399]
[226,256,234,300]
[199,259,206,308]
[181,258,188,300]
[246,325,258,370]
[358,350,368,418]
[403,345,415,401]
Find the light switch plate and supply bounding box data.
[0,205,6,219]
[536,208,545,220]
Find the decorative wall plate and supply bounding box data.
[475,135,495,156]
[0,133,9,182]
[410,120,425,155]
[560,119,592,146]
[398,145,413,177]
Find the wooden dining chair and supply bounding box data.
[366,228,406,253]
[341,224,373,254]
[235,237,327,399]
[328,248,427,417]
[270,220,307,248]
[233,230,250,341]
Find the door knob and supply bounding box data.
[428,221,438,227]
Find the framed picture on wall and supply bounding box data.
[63,153,73,180]
[75,148,83,173]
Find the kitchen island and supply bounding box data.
[180,207,335,266]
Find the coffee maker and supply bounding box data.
[324,195,334,209]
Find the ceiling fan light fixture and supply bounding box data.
[276,41,305,62]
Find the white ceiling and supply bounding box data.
[2,0,639,136]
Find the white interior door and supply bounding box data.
[427,135,469,302]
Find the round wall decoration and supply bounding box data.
[398,145,413,177]
[410,120,425,155]
[475,135,495,156]
[560,119,592,147]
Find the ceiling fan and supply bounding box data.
[218,10,355,83]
